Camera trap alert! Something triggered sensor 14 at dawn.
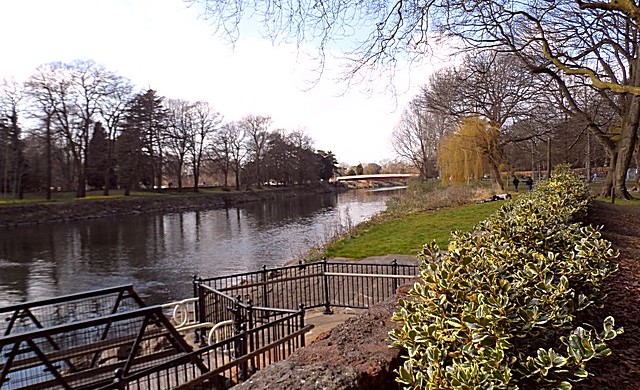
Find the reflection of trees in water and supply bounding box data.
[0,191,394,306]
[240,193,339,226]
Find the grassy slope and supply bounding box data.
[324,200,504,259]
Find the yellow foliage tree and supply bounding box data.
[438,116,504,189]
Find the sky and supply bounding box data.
[0,0,451,166]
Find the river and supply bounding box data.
[0,189,402,306]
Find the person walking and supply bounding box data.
[525,176,534,191]
[512,175,520,191]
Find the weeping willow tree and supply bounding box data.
[438,116,502,188]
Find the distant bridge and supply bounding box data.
[334,173,418,182]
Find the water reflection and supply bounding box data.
[0,190,398,306]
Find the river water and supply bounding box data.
[0,189,401,306]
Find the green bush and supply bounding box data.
[389,164,621,389]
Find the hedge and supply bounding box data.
[390,165,622,389]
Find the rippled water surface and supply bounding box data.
[0,189,399,305]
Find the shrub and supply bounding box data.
[389,164,621,389]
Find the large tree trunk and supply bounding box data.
[615,95,640,199]
[601,150,618,198]
[635,142,640,190]
[177,161,183,192]
[489,160,505,191]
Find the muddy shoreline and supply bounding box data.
[0,186,341,229]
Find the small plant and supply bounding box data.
[390,164,621,389]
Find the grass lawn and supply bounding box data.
[323,200,504,259]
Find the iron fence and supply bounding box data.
[195,259,418,315]
[0,259,417,389]
[0,305,198,390]
[0,285,146,338]
[96,305,309,390]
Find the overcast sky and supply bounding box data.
[0,0,450,166]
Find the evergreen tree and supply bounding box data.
[86,122,113,189]
[117,91,165,195]
[317,150,338,181]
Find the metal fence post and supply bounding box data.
[246,299,256,373]
[261,265,269,310]
[236,324,249,382]
[194,275,205,345]
[392,259,398,294]
[322,258,333,314]
[299,303,306,347]
[232,296,243,334]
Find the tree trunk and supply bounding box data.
[103,139,114,196]
[45,117,52,200]
[177,161,183,192]
[615,94,640,199]
[586,131,592,183]
[601,150,617,198]
[234,162,241,191]
[546,137,552,179]
[193,163,200,193]
[489,160,505,191]
[635,142,640,190]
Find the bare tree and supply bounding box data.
[427,53,549,189]
[165,99,193,191]
[192,0,640,197]
[25,61,124,197]
[97,75,134,195]
[189,101,222,191]
[210,123,234,188]
[0,78,26,199]
[435,0,640,197]
[25,65,61,199]
[241,115,270,187]
[391,101,445,181]
[226,121,247,190]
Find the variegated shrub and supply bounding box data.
[390,165,621,389]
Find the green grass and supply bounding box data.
[323,200,504,259]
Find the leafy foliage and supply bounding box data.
[438,116,500,185]
[390,164,621,389]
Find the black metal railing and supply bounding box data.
[195,259,418,315]
[0,260,417,389]
[96,304,309,389]
[0,305,198,390]
[0,285,146,338]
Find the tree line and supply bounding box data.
[192,0,640,198]
[392,51,609,191]
[0,60,339,199]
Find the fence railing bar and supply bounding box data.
[323,272,416,279]
[0,285,142,314]
[216,272,323,293]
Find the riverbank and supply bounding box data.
[0,184,341,229]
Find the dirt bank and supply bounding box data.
[0,186,340,229]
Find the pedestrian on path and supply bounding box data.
[512,175,520,191]
[525,176,534,191]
